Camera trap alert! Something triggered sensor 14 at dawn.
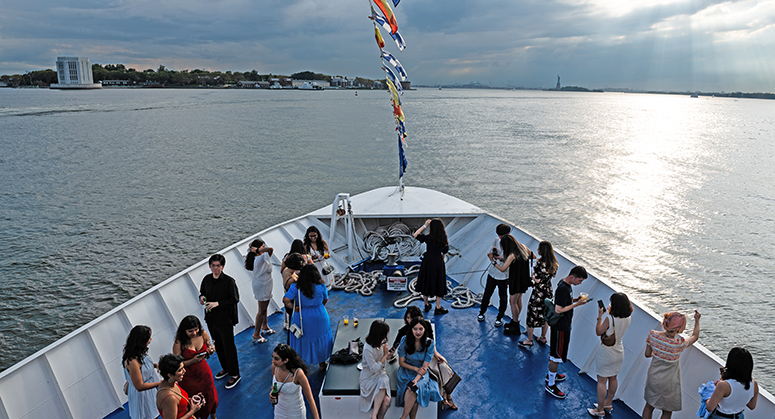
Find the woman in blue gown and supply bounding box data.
[396,317,442,419]
[283,265,334,370]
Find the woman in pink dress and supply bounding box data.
[173,316,218,419]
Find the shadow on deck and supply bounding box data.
[106,282,640,418]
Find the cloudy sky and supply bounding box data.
[1,0,774,91]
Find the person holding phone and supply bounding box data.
[173,316,218,419]
[587,293,633,417]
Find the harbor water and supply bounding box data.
[1,87,774,390]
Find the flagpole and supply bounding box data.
[369,0,406,198]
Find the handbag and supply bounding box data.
[429,357,462,395]
[600,316,616,347]
[289,288,303,338]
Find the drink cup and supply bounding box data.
[579,292,588,301]
[353,316,359,327]
[343,315,349,325]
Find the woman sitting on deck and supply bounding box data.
[360,320,394,419]
[396,317,443,419]
[393,306,459,410]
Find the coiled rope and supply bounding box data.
[363,222,423,262]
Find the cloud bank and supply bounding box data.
[1,0,774,91]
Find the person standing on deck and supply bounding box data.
[545,265,590,399]
[478,224,509,327]
[199,254,241,389]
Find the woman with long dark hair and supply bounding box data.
[282,265,333,370]
[245,238,275,343]
[360,320,393,419]
[122,325,162,419]
[587,292,633,417]
[706,347,759,419]
[281,240,309,272]
[642,310,701,419]
[156,354,203,419]
[396,317,443,419]
[413,219,449,315]
[488,223,535,333]
[172,316,217,419]
[304,226,333,289]
[270,344,319,419]
[393,306,459,410]
[521,241,558,346]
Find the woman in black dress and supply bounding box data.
[413,219,449,315]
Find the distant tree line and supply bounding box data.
[0,64,384,88]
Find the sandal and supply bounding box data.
[446,397,458,410]
[262,328,276,335]
[519,340,534,347]
[594,403,613,413]
[536,336,547,344]
[252,336,267,344]
[587,408,605,417]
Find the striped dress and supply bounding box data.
[644,330,689,411]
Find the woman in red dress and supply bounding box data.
[173,316,218,419]
[156,354,203,419]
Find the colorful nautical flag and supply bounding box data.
[386,79,402,107]
[383,66,403,94]
[392,0,401,7]
[374,26,385,48]
[381,51,407,81]
[372,0,398,34]
[398,135,407,176]
[371,6,406,51]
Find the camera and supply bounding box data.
[491,247,498,257]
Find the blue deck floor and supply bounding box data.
[107,280,641,418]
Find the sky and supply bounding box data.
[1,0,774,92]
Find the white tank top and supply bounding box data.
[717,379,754,414]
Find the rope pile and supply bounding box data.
[332,270,382,296]
[363,222,423,262]
[392,278,482,309]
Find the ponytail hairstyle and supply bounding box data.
[274,343,309,375]
[661,312,687,334]
[245,238,265,270]
[537,241,558,276]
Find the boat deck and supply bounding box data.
[106,280,641,419]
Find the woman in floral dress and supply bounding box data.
[520,241,558,346]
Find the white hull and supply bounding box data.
[0,187,771,419]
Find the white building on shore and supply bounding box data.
[51,57,102,89]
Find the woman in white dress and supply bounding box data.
[360,320,394,419]
[245,238,275,343]
[587,293,633,417]
[303,226,332,289]
[269,344,319,419]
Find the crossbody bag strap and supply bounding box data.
[297,288,303,330]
